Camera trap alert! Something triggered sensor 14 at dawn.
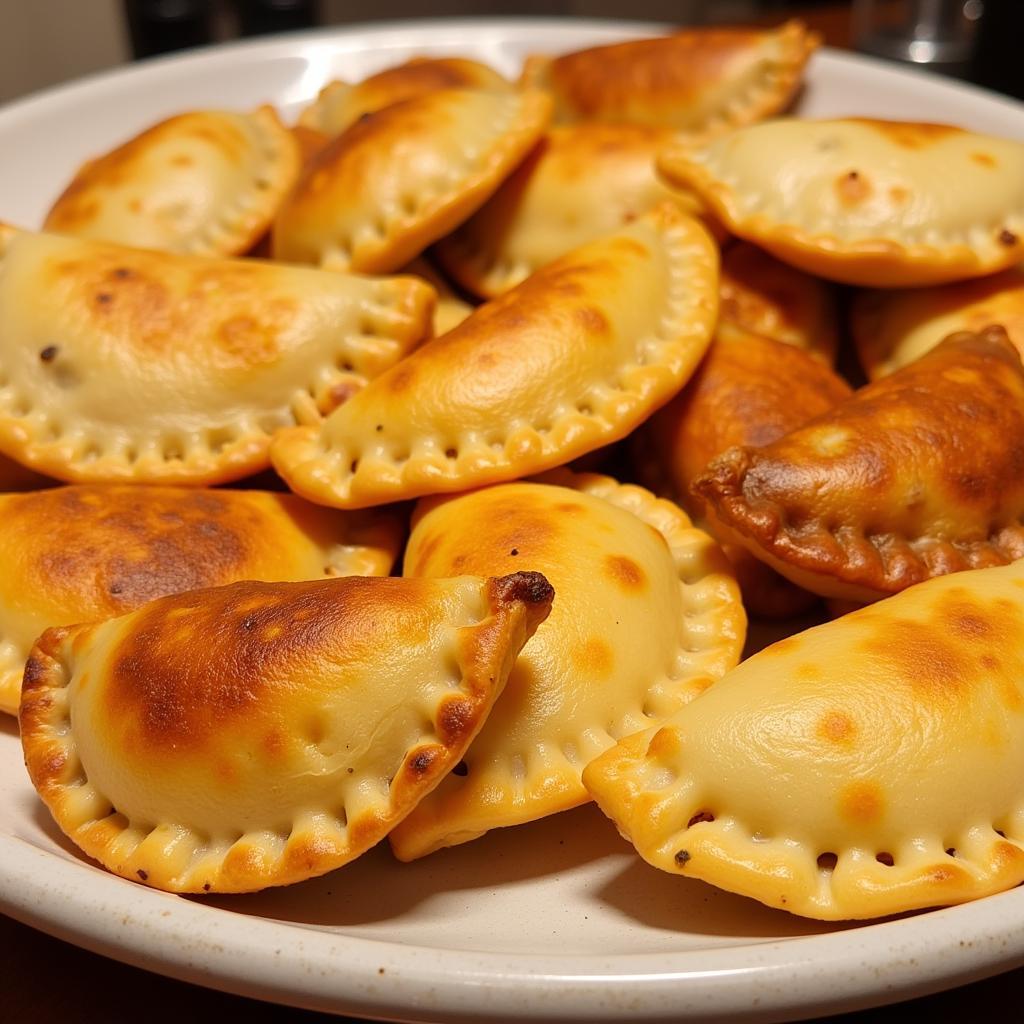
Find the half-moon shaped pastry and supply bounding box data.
[44,108,300,258]
[853,266,1024,380]
[693,327,1024,602]
[521,21,818,133]
[0,224,434,485]
[401,257,476,336]
[434,123,705,299]
[0,485,403,716]
[272,88,552,273]
[298,57,511,136]
[584,559,1024,920]
[390,471,744,859]
[639,322,852,617]
[271,203,719,509]
[719,242,839,364]
[659,118,1024,287]
[21,571,553,892]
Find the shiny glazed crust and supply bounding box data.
[20,573,553,893]
[270,203,719,509]
[584,560,1024,920]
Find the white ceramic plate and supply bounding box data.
[3,18,1024,1024]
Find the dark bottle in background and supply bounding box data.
[970,0,1024,99]
[124,0,213,59]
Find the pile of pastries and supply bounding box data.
[7,19,1024,922]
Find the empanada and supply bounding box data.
[44,108,299,258]
[272,88,552,273]
[719,242,839,364]
[271,203,719,509]
[298,57,510,136]
[0,485,403,716]
[853,266,1024,380]
[0,225,434,484]
[693,327,1024,602]
[389,471,744,859]
[584,559,1024,920]
[659,118,1024,287]
[639,322,851,617]
[401,257,476,336]
[21,571,553,892]
[434,123,705,299]
[520,21,818,133]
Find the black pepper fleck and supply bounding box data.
[674,850,691,867]
[39,346,58,362]
[137,869,149,881]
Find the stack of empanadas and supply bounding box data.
[7,21,1024,926]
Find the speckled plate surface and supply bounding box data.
[2,20,1024,1023]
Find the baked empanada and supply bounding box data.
[272,88,552,273]
[298,57,510,136]
[21,571,553,892]
[639,323,851,617]
[44,108,299,258]
[0,225,434,484]
[401,257,476,336]
[0,485,403,716]
[271,203,719,509]
[389,471,744,859]
[521,21,818,133]
[693,327,1024,602]
[853,266,1024,380]
[584,559,1024,920]
[434,123,706,299]
[719,242,839,364]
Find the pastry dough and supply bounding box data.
[659,118,1024,287]
[584,558,1024,920]
[719,242,839,364]
[0,224,434,484]
[434,123,705,299]
[639,322,851,617]
[401,257,476,336]
[853,266,1024,380]
[44,108,299,258]
[272,88,552,273]
[298,57,510,136]
[693,327,1024,602]
[390,470,744,859]
[271,203,719,509]
[0,484,403,716]
[21,571,553,892]
[521,21,817,133]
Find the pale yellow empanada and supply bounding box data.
[273,88,552,273]
[298,57,511,136]
[585,559,1024,920]
[521,21,818,134]
[0,225,434,484]
[401,257,476,336]
[659,118,1024,287]
[0,485,403,716]
[270,203,719,509]
[44,108,299,258]
[390,471,744,859]
[21,571,553,892]
[434,123,706,299]
[853,265,1024,380]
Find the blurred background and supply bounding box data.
[0,0,1019,104]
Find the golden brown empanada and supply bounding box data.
[853,266,1024,380]
[693,327,1024,602]
[639,322,851,617]
[271,203,719,509]
[0,224,434,484]
[659,118,1024,287]
[401,257,476,336]
[719,242,839,364]
[298,57,511,136]
[21,571,553,892]
[521,21,818,133]
[44,108,299,258]
[390,471,744,859]
[272,88,552,273]
[584,559,1024,920]
[0,485,403,716]
[434,123,707,299]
